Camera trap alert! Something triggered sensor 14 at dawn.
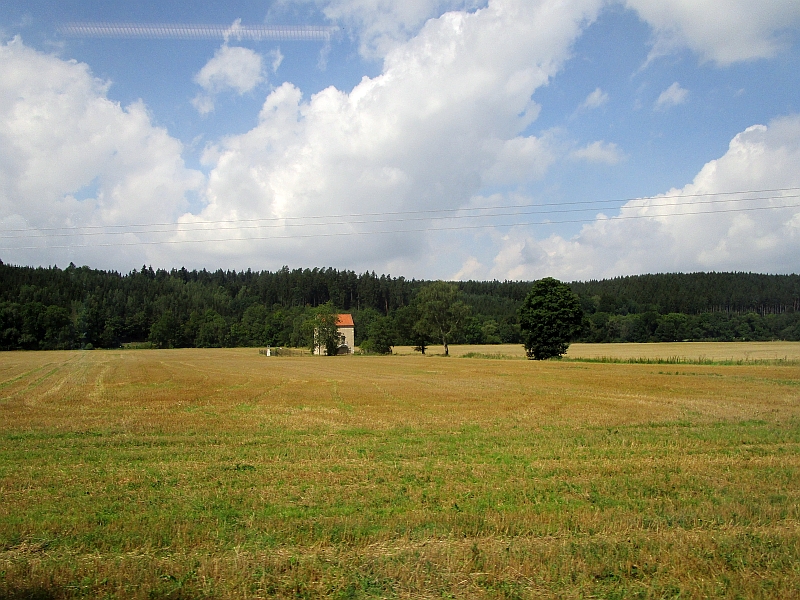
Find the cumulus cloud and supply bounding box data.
[178,0,604,271]
[0,37,204,268]
[320,0,800,65]
[655,82,688,110]
[625,0,800,65]
[580,87,608,110]
[483,133,556,185]
[315,0,487,59]
[452,256,483,280]
[195,45,264,94]
[489,115,800,280]
[0,1,608,273]
[192,44,264,114]
[570,141,624,165]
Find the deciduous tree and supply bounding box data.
[362,316,396,354]
[519,277,583,360]
[304,302,342,356]
[415,282,469,356]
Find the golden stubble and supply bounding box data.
[1,347,798,434]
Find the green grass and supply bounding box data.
[3,421,799,598]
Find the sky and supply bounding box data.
[1,0,799,281]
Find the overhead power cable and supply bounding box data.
[3,187,800,239]
[2,192,799,240]
[3,199,799,251]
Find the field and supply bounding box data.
[1,345,799,599]
[394,341,800,362]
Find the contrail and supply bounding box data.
[58,23,337,42]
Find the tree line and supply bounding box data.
[1,260,799,351]
[574,273,800,343]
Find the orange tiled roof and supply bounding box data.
[336,314,354,327]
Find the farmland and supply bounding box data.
[395,341,800,361]
[1,345,800,598]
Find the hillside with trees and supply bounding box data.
[1,260,798,351]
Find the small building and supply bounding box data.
[335,314,355,354]
[314,314,355,355]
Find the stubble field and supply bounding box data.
[1,345,799,598]
[394,341,800,361]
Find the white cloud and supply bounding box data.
[489,114,800,280]
[483,133,556,185]
[316,0,487,59]
[0,37,204,268]
[452,256,483,280]
[192,44,264,114]
[191,94,215,116]
[655,82,688,109]
[317,0,800,65]
[179,0,604,271]
[2,1,610,274]
[570,140,624,165]
[195,45,264,94]
[223,18,245,44]
[625,0,800,65]
[580,87,608,110]
[269,48,284,73]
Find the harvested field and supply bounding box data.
[566,341,800,362]
[394,341,800,362]
[1,346,799,598]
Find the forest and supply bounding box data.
[1,260,799,351]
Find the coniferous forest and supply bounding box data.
[1,260,799,351]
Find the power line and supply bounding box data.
[3,201,799,250]
[3,187,800,237]
[2,192,798,240]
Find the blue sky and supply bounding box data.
[1,0,799,280]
